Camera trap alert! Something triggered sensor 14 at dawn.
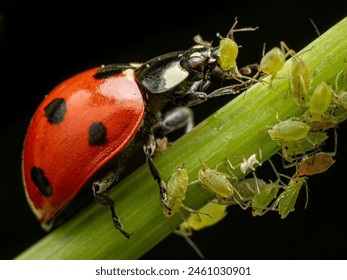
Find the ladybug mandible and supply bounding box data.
[22,39,242,238]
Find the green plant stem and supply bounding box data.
[16,17,347,260]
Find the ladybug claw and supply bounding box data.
[112,216,133,239]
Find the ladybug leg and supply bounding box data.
[145,108,195,210]
[143,133,172,211]
[154,107,194,136]
[205,85,240,99]
[92,172,132,238]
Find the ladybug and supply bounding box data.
[22,39,243,238]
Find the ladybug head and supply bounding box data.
[180,45,219,74]
[135,44,221,96]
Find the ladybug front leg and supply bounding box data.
[142,133,172,211]
[92,171,132,238]
[154,107,194,136]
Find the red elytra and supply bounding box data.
[22,67,144,228]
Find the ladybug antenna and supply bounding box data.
[193,34,213,47]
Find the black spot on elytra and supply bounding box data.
[31,167,53,197]
[44,98,67,124]
[89,122,107,146]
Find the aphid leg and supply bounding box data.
[233,196,252,210]
[330,128,338,156]
[268,158,291,184]
[304,180,309,209]
[92,171,132,238]
[181,206,212,219]
[174,229,205,259]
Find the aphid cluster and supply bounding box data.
[263,43,345,166]
[256,44,346,216]
[161,43,346,258]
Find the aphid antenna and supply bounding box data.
[223,17,259,40]
[251,171,261,194]
[309,18,321,37]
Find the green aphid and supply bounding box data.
[163,167,189,217]
[218,38,238,71]
[277,175,308,219]
[195,161,249,209]
[290,57,311,106]
[268,118,311,141]
[252,181,281,216]
[197,163,235,198]
[260,47,285,77]
[308,81,333,121]
[281,131,328,162]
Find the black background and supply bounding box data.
[0,0,346,260]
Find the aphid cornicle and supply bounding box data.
[22,24,256,238]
